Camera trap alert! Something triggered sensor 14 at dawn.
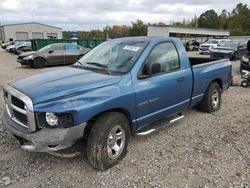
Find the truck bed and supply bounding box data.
[188,57,232,108]
[189,57,224,66]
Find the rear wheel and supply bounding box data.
[200,82,221,113]
[87,112,130,170]
[241,80,248,87]
[33,58,45,68]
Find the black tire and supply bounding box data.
[87,112,130,170]
[232,52,238,61]
[32,57,45,68]
[241,80,248,87]
[200,82,221,113]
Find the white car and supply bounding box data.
[199,39,223,54]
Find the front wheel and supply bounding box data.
[200,82,221,113]
[87,112,130,170]
[232,52,238,61]
[32,57,45,68]
[241,80,249,87]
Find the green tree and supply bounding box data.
[218,9,229,29]
[108,25,130,38]
[62,31,71,39]
[227,3,250,35]
[88,29,105,39]
[128,19,147,36]
[197,9,219,28]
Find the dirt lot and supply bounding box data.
[0,50,249,188]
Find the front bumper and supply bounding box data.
[17,58,32,65]
[199,48,209,54]
[2,111,86,152]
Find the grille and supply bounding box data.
[17,56,24,60]
[12,96,25,109]
[13,110,28,124]
[4,86,36,131]
[200,46,209,50]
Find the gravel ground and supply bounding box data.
[0,50,249,188]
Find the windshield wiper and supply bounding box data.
[71,61,92,70]
[86,62,108,68]
[86,62,111,75]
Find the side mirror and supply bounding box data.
[48,50,54,54]
[141,62,161,77]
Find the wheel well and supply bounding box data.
[211,79,222,90]
[83,108,133,137]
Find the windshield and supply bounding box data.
[77,40,148,74]
[218,41,239,48]
[206,40,219,44]
[38,44,53,52]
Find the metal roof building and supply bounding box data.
[147,26,230,43]
[0,22,62,41]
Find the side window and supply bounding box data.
[142,42,180,76]
[51,45,64,52]
[65,44,79,52]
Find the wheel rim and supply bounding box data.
[212,90,219,108]
[38,60,43,67]
[242,81,248,87]
[107,125,126,160]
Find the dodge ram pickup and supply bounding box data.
[2,37,232,170]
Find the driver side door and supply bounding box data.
[134,42,193,128]
[47,44,65,65]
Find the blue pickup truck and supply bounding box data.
[3,37,232,170]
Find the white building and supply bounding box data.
[0,22,62,41]
[148,26,230,43]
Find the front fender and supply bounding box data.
[34,84,136,127]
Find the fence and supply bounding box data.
[31,39,105,51]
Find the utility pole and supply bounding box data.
[106,23,109,40]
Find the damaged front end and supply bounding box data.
[2,85,87,152]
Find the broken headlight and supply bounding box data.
[35,112,73,128]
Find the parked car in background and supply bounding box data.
[13,41,31,55]
[6,41,27,53]
[1,41,12,49]
[240,40,250,72]
[185,40,200,51]
[16,45,32,55]
[210,41,247,61]
[17,43,90,68]
[199,39,222,54]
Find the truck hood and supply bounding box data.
[9,67,122,104]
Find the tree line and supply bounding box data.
[63,3,250,39]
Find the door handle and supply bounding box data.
[177,76,186,82]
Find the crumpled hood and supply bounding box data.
[19,51,37,57]
[9,67,122,104]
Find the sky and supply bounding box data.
[0,0,249,31]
